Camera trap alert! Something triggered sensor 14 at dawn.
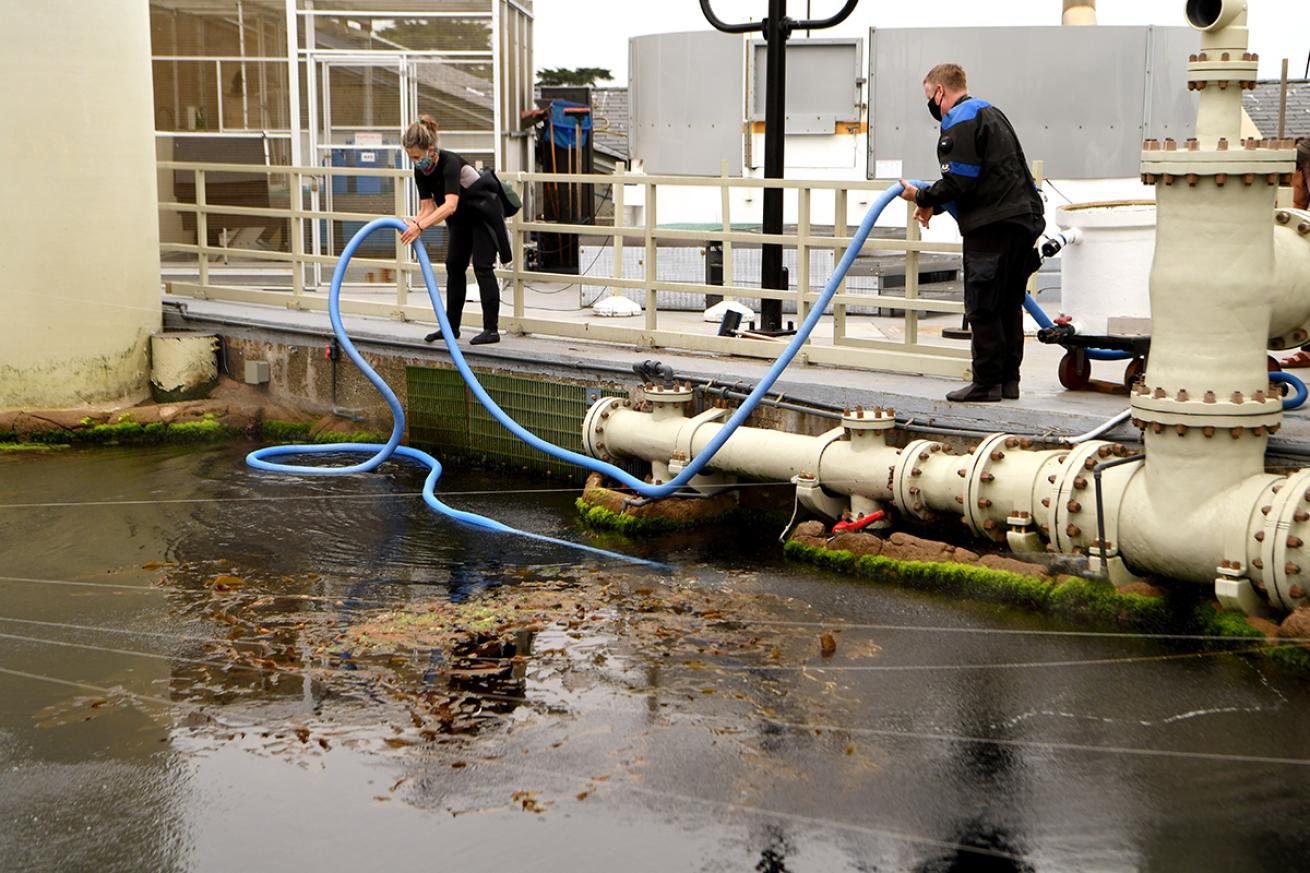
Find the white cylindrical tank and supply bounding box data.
[1055,201,1156,336]
[0,1,161,409]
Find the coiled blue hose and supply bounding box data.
[1271,370,1309,411]
[246,186,907,562]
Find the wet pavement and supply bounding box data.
[2,443,1310,872]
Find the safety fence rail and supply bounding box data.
[157,161,971,378]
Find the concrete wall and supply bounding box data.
[0,1,161,409]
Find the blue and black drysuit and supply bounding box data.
[914,97,1045,388]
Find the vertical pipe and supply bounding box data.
[1278,58,1289,139]
[238,0,250,130]
[760,0,787,332]
[492,0,504,170]
[904,196,920,346]
[285,0,302,167]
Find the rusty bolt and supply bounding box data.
[1291,585,1307,599]
[1244,173,1256,186]
[981,472,995,483]
[1216,173,1228,187]
[1277,212,1292,225]
[1262,505,1273,516]
[1048,474,1058,484]
[1253,558,1265,570]
[1066,524,1082,538]
[1232,391,1245,404]
[1290,536,1304,549]
[1176,390,1190,402]
[1203,426,1216,438]
[1074,476,1088,490]
[1255,531,1266,542]
[1295,510,1310,523]
[955,495,965,505]
[1188,53,1198,62]
[1004,437,1018,449]
[983,519,996,531]
[1153,387,1167,399]
[1097,446,1112,458]
[1288,563,1303,576]
[1041,497,1051,508]
[978,498,992,508]
[1176,424,1188,436]
[1254,426,1267,437]
[1153,422,1166,434]
[990,450,1005,462]
[886,408,895,417]
[1187,174,1199,187]
[957,468,967,478]
[1165,138,1177,150]
[918,451,930,462]
[1068,500,1082,513]
[1298,223,1310,236]
[1084,458,1098,470]
[1231,427,1244,439]
[911,467,922,477]
[1218,138,1229,151]
[908,486,920,495]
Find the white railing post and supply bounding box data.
[644,180,657,333]
[611,168,625,303]
[393,169,407,313]
[195,168,208,288]
[512,172,525,320]
[904,197,920,347]
[797,186,811,340]
[290,169,305,304]
[833,187,848,343]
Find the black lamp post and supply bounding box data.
[700,0,860,333]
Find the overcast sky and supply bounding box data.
[533,0,1309,84]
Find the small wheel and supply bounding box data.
[1058,348,1092,390]
[1122,357,1147,390]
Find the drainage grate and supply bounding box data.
[406,366,625,482]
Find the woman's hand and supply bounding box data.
[399,219,423,245]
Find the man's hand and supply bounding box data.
[913,206,933,229]
[897,179,919,203]
[399,219,423,245]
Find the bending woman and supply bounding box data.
[400,114,511,345]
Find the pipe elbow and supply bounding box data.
[1185,0,1246,33]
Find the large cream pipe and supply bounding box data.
[0,2,161,408]
[1118,0,1285,582]
[1189,0,1250,148]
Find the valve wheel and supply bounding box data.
[1058,348,1092,390]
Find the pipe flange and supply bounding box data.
[1255,469,1310,611]
[892,438,940,522]
[671,407,730,467]
[962,433,1009,541]
[582,396,625,461]
[1047,441,1116,555]
[842,407,897,433]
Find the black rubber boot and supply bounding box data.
[424,328,460,343]
[1002,380,1020,400]
[469,330,500,345]
[946,382,1002,403]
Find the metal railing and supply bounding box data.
[158,160,971,378]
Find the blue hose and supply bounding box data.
[1271,370,1309,411]
[247,187,908,562]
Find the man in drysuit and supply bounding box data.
[899,63,1045,402]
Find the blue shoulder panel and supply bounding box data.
[941,98,990,131]
[948,161,981,178]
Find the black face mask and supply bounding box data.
[927,94,943,122]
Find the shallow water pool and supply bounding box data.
[1,443,1308,872]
